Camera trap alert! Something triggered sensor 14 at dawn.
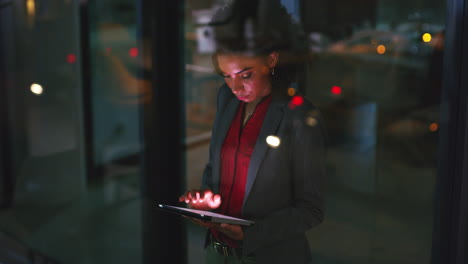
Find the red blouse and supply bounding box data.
[211,95,272,247]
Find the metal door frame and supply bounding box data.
[138,1,187,263]
[0,0,14,209]
[431,0,468,263]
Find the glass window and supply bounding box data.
[184,1,225,261]
[0,0,454,263]
[0,0,142,263]
[302,0,445,263]
[182,0,446,263]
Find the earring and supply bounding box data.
[271,67,275,75]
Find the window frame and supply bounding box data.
[431,0,468,263]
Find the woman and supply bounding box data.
[180,1,326,263]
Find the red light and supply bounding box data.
[66,53,76,64]
[291,96,304,106]
[331,86,342,95]
[129,47,138,57]
[289,96,304,109]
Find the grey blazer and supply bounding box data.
[202,84,326,264]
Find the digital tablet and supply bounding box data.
[157,204,255,226]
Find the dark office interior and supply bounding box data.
[1,0,467,263]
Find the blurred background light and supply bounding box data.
[288,87,296,96]
[422,33,432,43]
[377,45,386,54]
[129,47,139,57]
[429,122,438,132]
[266,135,281,148]
[306,117,318,127]
[30,83,43,95]
[291,95,304,106]
[26,0,35,17]
[66,53,77,64]
[331,86,342,95]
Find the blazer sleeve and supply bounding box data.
[201,139,214,190]
[201,84,232,190]
[243,104,327,252]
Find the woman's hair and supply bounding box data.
[209,0,310,88]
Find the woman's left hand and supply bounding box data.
[183,217,244,240]
[216,223,244,240]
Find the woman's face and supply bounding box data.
[216,53,278,103]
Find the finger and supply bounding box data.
[192,191,201,203]
[190,218,206,227]
[219,223,232,233]
[196,192,201,202]
[203,191,213,207]
[217,224,243,240]
[207,194,222,209]
[216,225,231,236]
[179,190,190,202]
[198,191,205,202]
[203,190,213,200]
[214,194,221,204]
[199,221,217,229]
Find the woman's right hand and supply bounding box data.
[178,189,222,210]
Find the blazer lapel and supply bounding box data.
[211,97,239,193]
[243,96,287,206]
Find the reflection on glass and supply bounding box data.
[376,44,386,54]
[0,0,142,263]
[288,87,297,96]
[302,0,445,263]
[183,1,326,262]
[422,33,432,43]
[184,0,446,263]
[26,0,35,17]
[30,83,43,95]
[66,53,77,64]
[0,0,447,262]
[266,135,281,148]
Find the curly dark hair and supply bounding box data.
[209,0,310,89]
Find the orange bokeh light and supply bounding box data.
[377,45,386,54]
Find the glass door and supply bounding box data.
[301,0,445,263]
[179,0,450,263]
[0,0,143,263]
[1,0,466,263]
